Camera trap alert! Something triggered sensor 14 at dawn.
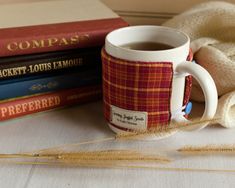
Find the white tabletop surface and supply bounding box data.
[0,100,235,188]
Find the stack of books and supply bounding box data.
[0,0,128,121]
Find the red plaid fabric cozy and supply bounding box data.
[102,48,193,130]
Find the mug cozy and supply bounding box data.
[101,48,193,130]
[163,1,235,128]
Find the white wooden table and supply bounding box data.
[0,101,235,188]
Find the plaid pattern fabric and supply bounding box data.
[102,49,174,129]
[102,49,193,130]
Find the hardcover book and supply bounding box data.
[0,47,102,79]
[0,68,101,100]
[0,85,102,121]
[0,0,128,57]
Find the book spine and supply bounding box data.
[0,69,101,100]
[0,85,102,121]
[0,47,101,79]
[0,18,128,57]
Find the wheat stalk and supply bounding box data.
[178,144,235,155]
[20,118,216,158]
[21,117,218,159]
[0,149,171,166]
[2,160,235,174]
[0,118,221,171]
[116,118,219,140]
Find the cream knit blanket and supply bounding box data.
[163,1,235,128]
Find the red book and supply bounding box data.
[0,0,128,57]
[0,85,102,121]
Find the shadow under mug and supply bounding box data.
[102,25,218,135]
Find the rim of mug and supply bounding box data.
[105,25,190,63]
[106,25,190,52]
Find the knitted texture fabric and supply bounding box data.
[163,1,235,128]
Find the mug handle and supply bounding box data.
[175,61,218,131]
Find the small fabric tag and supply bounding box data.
[110,105,148,130]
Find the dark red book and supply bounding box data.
[0,0,128,57]
[0,85,102,121]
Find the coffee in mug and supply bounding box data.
[120,42,174,51]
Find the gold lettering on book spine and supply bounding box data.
[6,34,90,51]
[32,40,45,48]
[29,82,59,91]
[0,96,61,118]
[0,58,84,79]
[53,58,83,69]
[0,67,27,78]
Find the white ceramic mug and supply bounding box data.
[104,25,218,133]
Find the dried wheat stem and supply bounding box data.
[116,118,219,140]
[0,149,171,164]
[28,118,219,155]
[33,137,115,155]
[0,153,55,159]
[119,165,235,173]
[2,160,235,174]
[43,150,171,163]
[24,118,218,156]
[178,144,235,155]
